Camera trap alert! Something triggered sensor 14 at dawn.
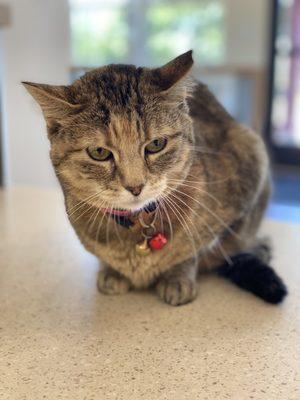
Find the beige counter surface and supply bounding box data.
[0,187,300,400]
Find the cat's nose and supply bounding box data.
[125,185,144,197]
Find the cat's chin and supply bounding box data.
[109,197,158,214]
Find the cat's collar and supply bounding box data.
[101,202,157,218]
[101,201,168,253]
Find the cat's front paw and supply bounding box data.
[97,269,131,295]
[156,277,198,306]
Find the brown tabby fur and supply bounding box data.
[23,51,271,305]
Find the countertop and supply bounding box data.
[0,187,299,400]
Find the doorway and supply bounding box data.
[266,0,300,165]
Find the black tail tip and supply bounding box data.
[261,279,288,304]
[218,253,288,305]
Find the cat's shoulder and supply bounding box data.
[188,80,233,125]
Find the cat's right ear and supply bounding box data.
[22,82,82,122]
[147,50,194,92]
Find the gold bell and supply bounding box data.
[135,238,151,255]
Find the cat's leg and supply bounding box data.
[97,264,132,295]
[156,259,198,306]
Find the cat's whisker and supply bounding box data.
[163,196,191,243]
[94,207,108,253]
[167,185,240,240]
[85,202,100,232]
[186,165,241,185]
[67,200,92,218]
[170,193,228,260]
[68,191,102,212]
[156,201,164,235]
[67,190,106,216]
[86,198,107,233]
[159,199,174,243]
[163,195,199,267]
[112,215,124,246]
[72,201,98,223]
[164,194,199,257]
[167,179,222,207]
[167,190,232,265]
[163,195,190,238]
[71,190,109,223]
[106,208,112,247]
[186,145,230,156]
[88,207,102,234]
[213,237,233,266]
[165,191,204,244]
[168,172,235,185]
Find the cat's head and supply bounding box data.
[23,51,195,212]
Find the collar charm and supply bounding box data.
[148,233,168,250]
[103,202,168,255]
[135,211,168,255]
[136,238,151,255]
[135,233,168,255]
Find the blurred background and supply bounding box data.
[0,0,299,221]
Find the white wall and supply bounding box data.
[0,0,70,187]
[223,0,270,69]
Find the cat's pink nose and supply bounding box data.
[125,185,144,197]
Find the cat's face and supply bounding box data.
[52,101,193,212]
[23,51,194,212]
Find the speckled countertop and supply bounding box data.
[0,187,299,400]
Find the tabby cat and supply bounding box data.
[23,51,287,306]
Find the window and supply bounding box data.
[69,0,225,68]
[69,0,262,129]
[266,0,300,165]
[271,0,300,149]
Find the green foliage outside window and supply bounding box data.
[71,4,128,67]
[70,0,224,67]
[146,1,224,65]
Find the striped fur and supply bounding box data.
[23,51,286,306]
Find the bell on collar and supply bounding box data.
[135,238,151,255]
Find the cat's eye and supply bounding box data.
[145,138,167,154]
[87,146,113,161]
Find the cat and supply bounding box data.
[23,50,287,306]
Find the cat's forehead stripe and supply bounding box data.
[79,66,145,121]
[107,113,144,148]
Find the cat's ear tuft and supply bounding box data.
[22,82,82,122]
[149,50,194,92]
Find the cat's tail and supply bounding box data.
[218,252,287,304]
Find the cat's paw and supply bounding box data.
[156,277,198,306]
[97,269,131,295]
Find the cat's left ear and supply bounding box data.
[22,82,82,122]
[147,50,194,92]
